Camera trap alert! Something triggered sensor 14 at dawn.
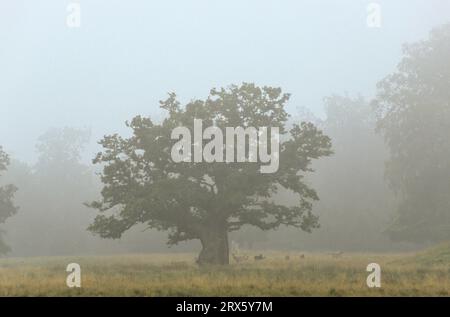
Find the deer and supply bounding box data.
[254,254,265,261]
[231,253,248,263]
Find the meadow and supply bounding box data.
[0,246,449,296]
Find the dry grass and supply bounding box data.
[0,250,449,296]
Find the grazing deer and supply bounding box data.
[285,255,290,261]
[232,253,248,263]
[299,254,305,259]
[254,254,265,261]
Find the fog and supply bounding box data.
[1,1,450,258]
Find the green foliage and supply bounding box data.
[89,83,332,263]
[35,127,91,179]
[373,24,450,242]
[0,146,17,255]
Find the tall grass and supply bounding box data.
[0,251,448,296]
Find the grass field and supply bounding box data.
[0,246,449,296]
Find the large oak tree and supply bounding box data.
[89,83,332,264]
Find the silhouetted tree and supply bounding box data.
[373,24,450,242]
[89,83,332,265]
[0,146,17,254]
[31,127,95,254]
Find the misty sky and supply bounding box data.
[1,0,449,163]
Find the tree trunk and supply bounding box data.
[197,227,229,265]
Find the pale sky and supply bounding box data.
[1,0,449,162]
